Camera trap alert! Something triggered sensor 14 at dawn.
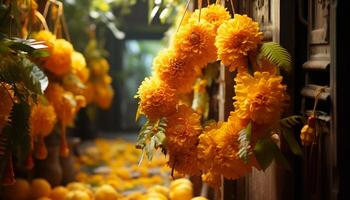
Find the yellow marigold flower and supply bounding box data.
[213,121,253,179]
[44,84,77,126]
[166,105,201,175]
[190,4,231,31]
[154,49,198,93]
[82,82,94,104]
[136,76,177,121]
[166,105,201,150]
[30,102,57,137]
[216,14,263,71]
[173,21,217,68]
[44,39,73,76]
[0,84,13,130]
[102,74,113,85]
[34,30,56,53]
[71,51,90,83]
[90,58,109,77]
[198,115,254,180]
[95,84,114,110]
[59,92,78,126]
[197,122,219,169]
[233,71,287,124]
[45,83,65,113]
[62,73,86,96]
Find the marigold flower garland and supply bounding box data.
[32,30,89,158]
[136,3,295,189]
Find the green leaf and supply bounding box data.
[254,138,291,171]
[32,49,50,58]
[136,122,151,149]
[145,137,156,160]
[0,126,11,179]
[281,130,303,156]
[154,131,166,147]
[280,115,304,129]
[238,122,252,163]
[8,101,31,163]
[9,41,35,53]
[273,143,292,171]
[253,139,276,171]
[0,55,48,94]
[137,117,168,162]
[258,42,292,71]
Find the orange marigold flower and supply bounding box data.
[136,76,177,121]
[71,51,89,83]
[95,84,114,110]
[153,49,198,93]
[216,14,263,72]
[166,105,201,150]
[0,84,13,130]
[233,71,288,124]
[44,39,73,76]
[168,146,201,176]
[30,102,57,137]
[173,21,217,68]
[34,30,56,53]
[190,4,231,31]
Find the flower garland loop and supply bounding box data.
[136,3,293,189]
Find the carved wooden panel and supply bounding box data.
[300,0,334,199]
[250,0,280,42]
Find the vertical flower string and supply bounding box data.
[31,0,89,159]
[300,86,327,146]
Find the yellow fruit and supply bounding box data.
[30,178,52,199]
[50,186,69,200]
[66,182,93,199]
[67,182,88,191]
[169,178,192,190]
[148,185,169,197]
[145,192,168,200]
[192,197,208,200]
[2,178,30,200]
[169,184,193,200]
[95,185,120,200]
[65,190,90,200]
